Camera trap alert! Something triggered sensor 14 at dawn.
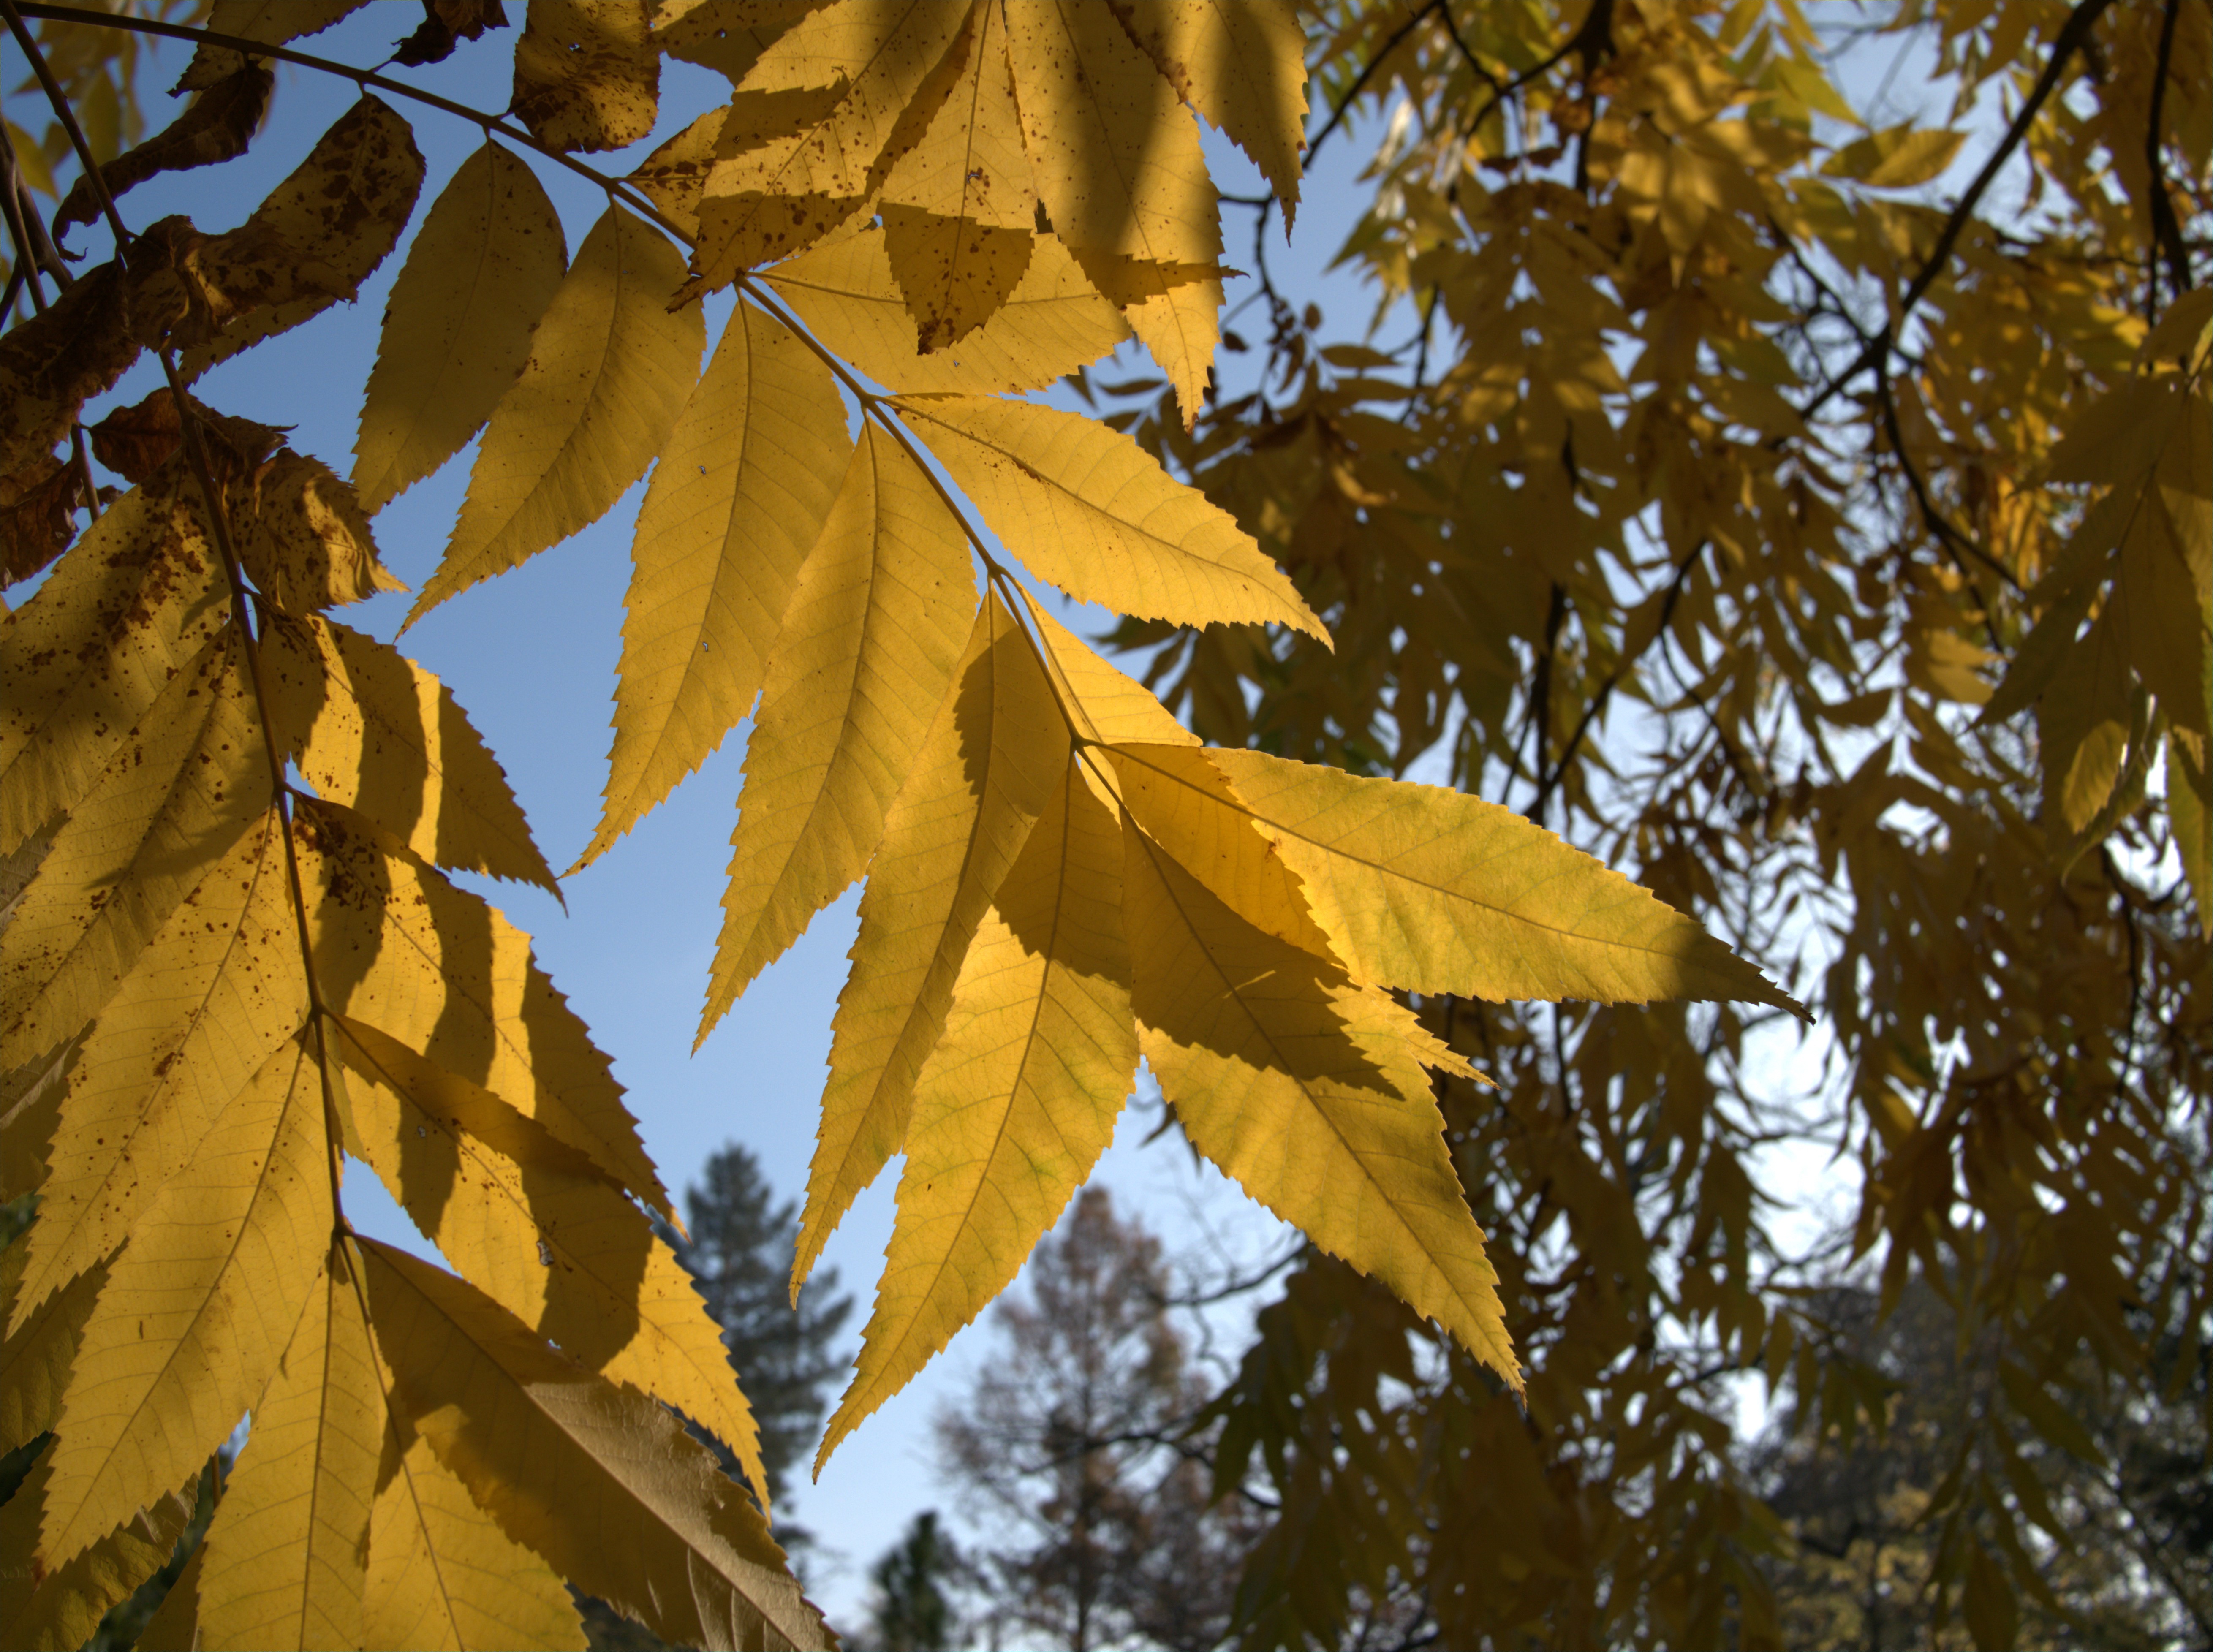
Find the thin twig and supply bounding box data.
[1799,0,2116,423]
[2142,0,2191,315]
[1307,0,1441,165]
[1531,541,1705,822]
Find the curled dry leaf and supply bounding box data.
[56,57,273,234]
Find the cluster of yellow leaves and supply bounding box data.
[1128,0,2211,1645]
[5,2,1810,1645]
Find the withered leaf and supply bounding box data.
[56,61,273,236]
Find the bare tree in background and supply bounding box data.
[936,1189,1261,1650]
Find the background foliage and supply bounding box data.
[2,2,2208,1649]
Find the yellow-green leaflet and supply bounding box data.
[896,396,1328,639]
[797,592,1068,1293]
[353,140,569,514]
[190,1243,381,1650]
[764,227,1128,395]
[36,1037,326,1568]
[0,1444,193,1652]
[263,613,556,890]
[701,422,976,1036]
[822,757,1134,1463]
[409,205,702,624]
[584,297,851,867]
[361,1240,827,1651]
[1120,814,1520,1388]
[1190,746,1808,1013]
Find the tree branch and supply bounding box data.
[1799,0,2116,423]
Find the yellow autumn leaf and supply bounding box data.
[1002,0,1223,407]
[0,1247,104,1453]
[701,421,976,1034]
[878,0,1036,350]
[691,0,973,284]
[1104,740,1338,959]
[294,800,673,1217]
[895,395,1329,640]
[408,204,702,623]
[190,1241,380,1651]
[1077,254,1226,426]
[1120,812,1519,1386]
[821,754,1134,1462]
[264,613,557,889]
[798,592,1068,1292]
[511,0,659,154]
[1144,745,1809,1013]
[233,450,409,612]
[626,107,721,237]
[360,1239,829,1651]
[36,1036,326,1569]
[1,632,268,1065]
[1820,122,1966,188]
[654,0,814,87]
[0,475,228,860]
[0,1036,72,1205]
[1022,594,1198,747]
[1109,0,1308,223]
[353,140,570,514]
[764,225,1128,394]
[333,1014,771,1505]
[1002,0,1219,270]
[179,96,425,380]
[0,1443,194,1652]
[365,1419,588,1652]
[8,814,307,1323]
[582,296,851,867]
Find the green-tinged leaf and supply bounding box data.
[1121,811,1519,1386]
[896,396,1327,639]
[408,205,702,623]
[701,422,976,1035]
[359,1239,829,1651]
[582,297,851,867]
[353,140,570,514]
[822,756,1134,1463]
[798,592,1068,1292]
